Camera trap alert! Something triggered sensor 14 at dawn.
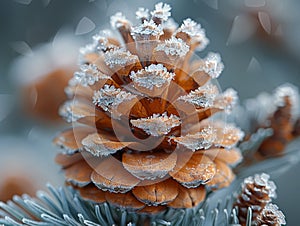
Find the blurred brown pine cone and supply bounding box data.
[234,173,277,224]
[11,35,80,122]
[0,176,36,202]
[258,85,299,157]
[256,203,286,226]
[54,2,244,213]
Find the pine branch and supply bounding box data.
[0,184,254,226]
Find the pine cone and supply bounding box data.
[0,176,36,202]
[54,2,244,212]
[258,84,299,157]
[256,203,286,226]
[234,173,276,224]
[11,35,79,121]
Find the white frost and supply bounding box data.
[198,52,224,78]
[70,64,109,87]
[132,20,163,39]
[110,12,131,29]
[130,64,175,90]
[93,85,136,113]
[150,2,171,22]
[178,84,219,108]
[155,37,189,57]
[131,112,181,136]
[274,83,299,120]
[173,126,217,151]
[104,48,138,68]
[136,7,150,21]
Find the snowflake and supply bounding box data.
[155,37,189,57]
[131,112,181,136]
[130,64,175,90]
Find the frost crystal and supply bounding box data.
[104,48,138,68]
[132,20,163,39]
[244,173,277,198]
[59,100,86,122]
[82,133,126,157]
[150,2,171,22]
[274,83,299,120]
[215,122,245,149]
[155,37,189,57]
[136,7,150,21]
[130,64,175,90]
[178,84,219,108]
[92,31,117,52]
[162,18,178,30]
[176,18,209,50]
[93,85,136,113]
[178,18,201,36]
[198,52,224,78]
[214,88,238,111]
[71,64,108,86]
[130,112,181,136]
[173,126,217,151]
[79,43,97,57]
[110,12,130,29]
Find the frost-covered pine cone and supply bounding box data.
[258,84,300,157]
[54,2,244,212]
[234,173,277,224]
[256,203,286,226]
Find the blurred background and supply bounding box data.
[0,0,299,224]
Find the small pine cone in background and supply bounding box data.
[258,84,300,157]
[10,35,80,122]
[234,173,277,224]
[54,2,244,213]
[0,175,36,202]
[256,203,286,226]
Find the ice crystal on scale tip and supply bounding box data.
[136,7,150,21]
[155,36,190,57]
[274,83,299,120]
[198,52,224,79]
[178,84,219,108]
[132,19,163,38]
[104,48,139,68]
[93,85,136,112]
[131,112,181,136]
[54,1,244,214]
[71,64,106,86]
[130,64,175,90]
